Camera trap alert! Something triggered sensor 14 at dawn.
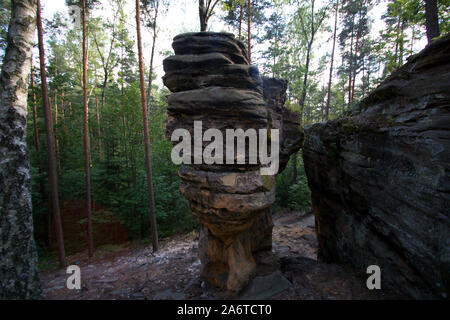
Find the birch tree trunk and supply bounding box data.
[0,0,42,299]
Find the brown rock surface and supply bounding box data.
[163,32,303,291]
[40,211,400,300]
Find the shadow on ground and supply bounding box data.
[41,210,400,300]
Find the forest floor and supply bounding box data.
[41,210,400,300]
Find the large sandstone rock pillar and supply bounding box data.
[163,32,303,291]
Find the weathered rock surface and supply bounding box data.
[263,78,304,172]
[302,35,450,299]
[239,271,292,300]
[163,32,303,292]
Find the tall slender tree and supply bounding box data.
[247,0,251,62]
[141,0,168,114]
[0,0,41,299]
[82,0,94,257]
[297,0,326,122]
[326,0,339,121]
[238,0,244,40]
[30,54,40,153]
[290,0,326,184]
[92,5,119,108]
[425,0,439,42]
[37,0,66,268]
[135,0,159,252]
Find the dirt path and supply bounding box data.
[41,211,400,300]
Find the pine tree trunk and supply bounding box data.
[146,1,159,115]
[425,0,439,43]
[136,0,159,252]
[348,16,355,107]
[299,42,312,124]
[199,0,207,31]
[238,1,243,40]
[30,54,40,153]
[0,0,42,299]
[351,10,361,102]
[292,152,298,185]
[121,47,129,170]
[82,0,94,258]
[37,0,66,269]
[95,95,101,154]
[247,0,251,63]
[325,0,339,121]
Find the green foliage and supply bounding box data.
[274,156,311,212]
[27,3,196,258]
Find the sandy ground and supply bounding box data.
[41,210,400,300]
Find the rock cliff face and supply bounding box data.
[302,35,450,299]
[163,32,303,292]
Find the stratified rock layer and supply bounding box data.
[302,35,450,299]
[163,32,303,291]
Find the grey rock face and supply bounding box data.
[239,271,292,300]
[153,289,185,300]
[302,35,450,299]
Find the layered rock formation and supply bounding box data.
[163,32,303,291]
[302,35,450,299]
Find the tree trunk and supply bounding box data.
[325,0,339,121]
[199,0,207,31]
[348,15,355,107]
[399,19,405,65]
[425,0,439,43]
[120,45,129,170]
[101,68,108,107]
[37,0,66,268]
[95,94,101,153]
[291,152,298,185]
[394,15,400,66]
[0,0,42,299]
[82,0,94,258]
[30,54,39,153]
[136,0,159,252]
[351,10,361,103]
[238,1,243,40]
[146,1,159,115]
[247,0,251,63]
[299,42,312,124]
